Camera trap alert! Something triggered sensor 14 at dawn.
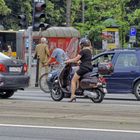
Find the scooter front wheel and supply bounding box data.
[90,89,105,103]
[51,82,64,101]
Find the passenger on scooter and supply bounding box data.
[65,38,93,102]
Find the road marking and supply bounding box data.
[19,90,43,92]
[0,124,139,134]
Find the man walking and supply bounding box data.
[34,37,50,78]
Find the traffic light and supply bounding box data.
[18,14,27,29]
[33,2,48,31]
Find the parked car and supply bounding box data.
[92,48,140,100]
[0,52,30,99]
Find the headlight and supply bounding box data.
[48,73,53,78]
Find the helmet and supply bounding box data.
[79,38,91,47]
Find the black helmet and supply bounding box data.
[79,38,91,47]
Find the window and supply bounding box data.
[92,53,114,66]
[115,53,138,69]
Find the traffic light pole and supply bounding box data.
[32,0,36,28]
[35,57,39,87]
[27,26,32,78]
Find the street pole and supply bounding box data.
[121,0,125,47]
[82,0,85,23]
[35,57,39,87]
[66,0,72,27]
[27,26,32,77]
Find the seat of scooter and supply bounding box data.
[82,71,97,78]
[81,72,98,85]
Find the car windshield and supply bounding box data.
[0,52,10,59]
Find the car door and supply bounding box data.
[108,52,140,93]
[92,52,115,89]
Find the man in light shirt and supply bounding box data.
[44,45,68,67]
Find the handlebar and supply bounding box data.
[48,62,58,67]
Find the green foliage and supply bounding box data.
[74,0,140,48]
[45,0,65,26]
[1,0,140,47]
[1,0,31,30]
[0,0,11,15]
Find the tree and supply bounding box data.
[1,0,140,48]
[45,0,66,26]
[0,0,11,29]
[2,0,32,30]
[74,0,137,48]
[0,0,11,15]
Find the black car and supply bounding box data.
[92,48,140,100]
[0,52,30,98]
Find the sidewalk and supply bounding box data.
[28,65,45,89]
[29,66,36,88]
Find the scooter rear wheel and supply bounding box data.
[90,89,105,103]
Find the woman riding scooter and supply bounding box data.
[65,38,93,102]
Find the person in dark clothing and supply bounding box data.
[65,38,93,102]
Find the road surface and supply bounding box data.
[0,88,140,139]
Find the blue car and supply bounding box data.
[92,48,140,100]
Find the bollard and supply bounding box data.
[35,57,39,87]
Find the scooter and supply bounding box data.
[47,62,113,103]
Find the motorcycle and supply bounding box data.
[47,62,113,103]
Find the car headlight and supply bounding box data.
[48,73,53,79]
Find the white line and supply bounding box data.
[0,124,139,134]
[19,91,43,92]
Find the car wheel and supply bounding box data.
[0,90,15,99]
[133,81,140,100]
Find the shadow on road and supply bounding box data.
[104,97,138,101]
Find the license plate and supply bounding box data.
[103,88,108,93]
[9,67,22,72]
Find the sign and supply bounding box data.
[102,28,120,50]
[130,27,137,36]
[25,38,29,48]
[129,36,136,43]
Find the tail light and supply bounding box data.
[23,63,28,73]
[0,64,7,72]
[99,77,106,84]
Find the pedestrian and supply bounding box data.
[7,45,12,57]
[44,45,68,67]
[65,38,93,102]
[133,42,138,48]
[34,37,50,78]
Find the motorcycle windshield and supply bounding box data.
[65,38,79,59]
